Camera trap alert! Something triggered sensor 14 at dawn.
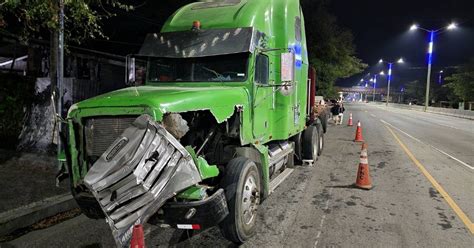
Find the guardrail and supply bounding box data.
[370,102,474,120]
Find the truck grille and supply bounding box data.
[84,116,138,159]
[83,114,203,247]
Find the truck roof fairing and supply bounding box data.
[138,27,264,58]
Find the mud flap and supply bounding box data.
[84,114,202,247]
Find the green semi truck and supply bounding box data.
[62,0,328,245]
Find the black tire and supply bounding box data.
[290,133,303,164]
[318,112,328,133]
[219,157,261,244]
[316,124,324,156]
[302,125,319,161]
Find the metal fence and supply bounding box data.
[371,102,474,120]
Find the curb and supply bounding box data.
[0,193,78,237]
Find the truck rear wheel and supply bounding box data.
[219,157,261,244]
[302,125,319,161]
[317,124,324,156]
[319,112,328,133]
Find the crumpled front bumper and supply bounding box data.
[160,188,229,230]
[83,114,202,247]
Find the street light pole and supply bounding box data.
[438,70,444,84]
[410,23,457,111]
[372,75,377,102]
[424,31,434,111]
[379,58,403,106]
[386,62,393,106]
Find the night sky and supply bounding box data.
[330,0,474,87]
[89,0,474,89]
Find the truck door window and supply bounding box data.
[255,54,269,85]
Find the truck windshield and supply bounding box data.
[147,53,248,82]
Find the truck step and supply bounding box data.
[269,168,294,195]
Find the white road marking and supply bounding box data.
[370,113,377,117]
[313,187,333,248]
[380,119,473,170]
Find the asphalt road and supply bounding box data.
[1,103,473,248]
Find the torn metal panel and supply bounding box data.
[83,114,202,247]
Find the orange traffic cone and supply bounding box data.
[354,121,364,142]
[130,224,145,248]
[355,143,372,190]
[347,113,353,126]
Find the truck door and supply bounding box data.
[252,53,272,140]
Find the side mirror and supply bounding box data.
[125,55,136,85]
[255,54,269,85]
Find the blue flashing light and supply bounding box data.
[291,43,303,69]
[388,63,393,82]
[427,31,435,65]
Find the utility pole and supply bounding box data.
[56,0,64,157]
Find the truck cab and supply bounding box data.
[64,0,324,245]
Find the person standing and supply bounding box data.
[338,102,345,125]
[331,102,340,124]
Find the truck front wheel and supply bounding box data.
[219,157,261,244]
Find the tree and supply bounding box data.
[0,0,132,94]
[301,0,366,98]
[446,58,474,103]
[404,80,424,104]
[0,0,133,44]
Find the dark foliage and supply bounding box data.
[0,74,35,148]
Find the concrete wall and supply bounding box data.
[371,102,474,120]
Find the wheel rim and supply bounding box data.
[241,173,259,225]
[313,132,318,159]
[319,135,323,151]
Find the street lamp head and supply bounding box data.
[409,24,418,31]
[447,22,457,30]
[440,70,444,73]
[369,78,374,82]
[360,79,364,82]
[397,58,404,64]
[379,71,385,75]
[378,59,384,64]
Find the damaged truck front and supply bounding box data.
[63,0,327,246]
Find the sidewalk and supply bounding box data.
[0,149,77,237]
